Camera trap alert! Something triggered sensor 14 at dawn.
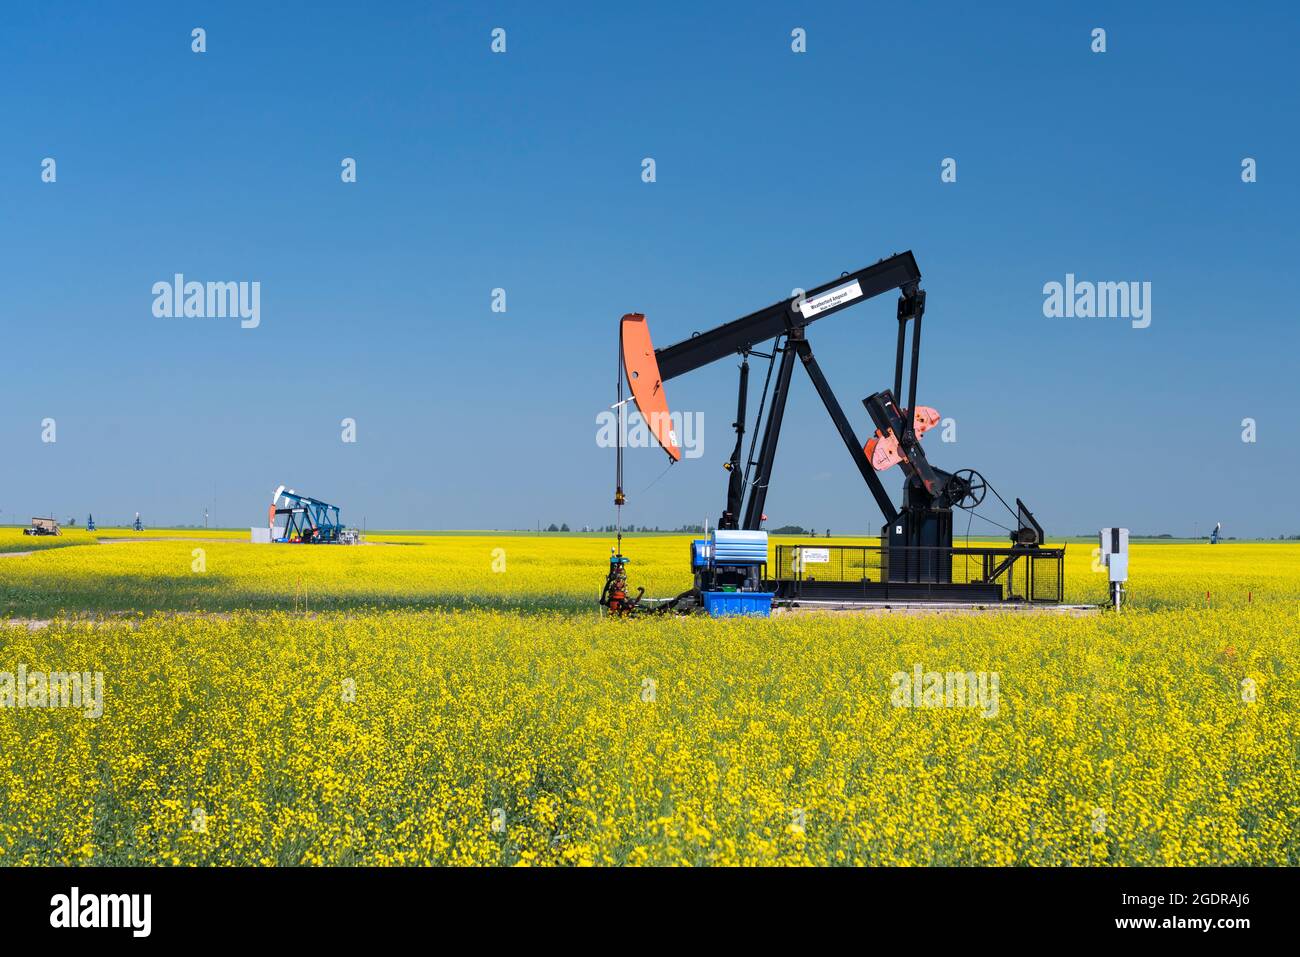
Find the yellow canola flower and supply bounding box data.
[0,537,1294,865]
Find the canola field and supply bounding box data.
[0,531,1297,865]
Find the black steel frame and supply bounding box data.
[655,253,924,531]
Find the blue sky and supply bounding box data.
[2,1,1296,537]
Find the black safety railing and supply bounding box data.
[771,543,1065,603]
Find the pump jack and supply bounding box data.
[606,251,1063,612]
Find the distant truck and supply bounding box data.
[23,517,61,536]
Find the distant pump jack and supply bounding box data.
[267,486,360,544]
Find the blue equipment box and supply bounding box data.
[701,590,774,617]
[710,529,769,564]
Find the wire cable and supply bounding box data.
[638,459,675,494]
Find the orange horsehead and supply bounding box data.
[619,313,681,462]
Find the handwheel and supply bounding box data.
[951,468,987,509]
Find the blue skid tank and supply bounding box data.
[701,529,772,617]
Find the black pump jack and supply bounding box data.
[647,251,1043,583]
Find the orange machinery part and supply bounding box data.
[864,406,941,471]
[620,313,681,462]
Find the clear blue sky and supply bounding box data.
[3,1,1296,537]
